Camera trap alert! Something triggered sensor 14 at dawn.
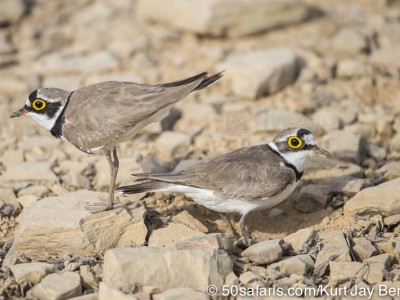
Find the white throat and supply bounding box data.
[268,142,312,173]
[27,106,64,131]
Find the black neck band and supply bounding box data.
[50,91,73,138]
[266,144,303,181]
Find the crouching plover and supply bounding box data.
[10,71,223,213]
[118,128,329,241]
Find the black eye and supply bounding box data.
[32,99,47,111]
[288,136,303,149]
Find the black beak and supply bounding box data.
[312,144,330,156]
[10,107,28,118]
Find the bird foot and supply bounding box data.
[85,200,113,214]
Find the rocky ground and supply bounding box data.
[0,0,400,299]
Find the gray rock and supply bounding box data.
[344,178,400,217]
[284,228,317,253]
[363,255,390,285]
[321,130,367,164]
[219,48,302,99]
[329,261,364,287]
[0,162,57,183]
[176,233,233,253]
[103,247,235,292]
[314,231,351,273]
[137,0,309,37]
[154,131,191,159]
[6,191,147,260]
[11,262,57,284]
[153,288,208,300]
[61,171,91,190]
[332,28,368,55]
[303,156,363,180]
[352,237,377,260]
[31,272,82,300]
[336,60,366,79]
[323,176,373,196]
[268,254,314,276]
[295,184,330,213]
[241,239,283,265]
[0,0,24,25]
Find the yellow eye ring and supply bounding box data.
[32,99,46,111]
[288,136,303,149]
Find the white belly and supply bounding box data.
[162,181,299,215]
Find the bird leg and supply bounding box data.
[219,213,240,239]
[85,147,119,213]
[239,213,251,245]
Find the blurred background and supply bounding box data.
[0,0,400,236]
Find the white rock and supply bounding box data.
[155,131,191,159]
[103,247,235,292]
[11,262,57,284]
[6,191,147,260]
[137,0,309,37]
[0,162,57,183]
[344,178,400,217]
[0,188,18,207]
[18,185,49,198]
[219,48,302,99]
[0,0,24,24]
[241,239,283,265]
[336,60,366,79]
[31,272,82,300]
[17,194,39,208]
[153,288,209,300]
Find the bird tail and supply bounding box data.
[117,179,169,194]
[159,71,224,91]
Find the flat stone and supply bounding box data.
[344,178,400,217]
[303,156,363,180]
[0,162,57,183]
[268,254,314,276]
[323,176,373,196]
[0,0,24,25]
[171,210,208,233]
[314,231,351,273]
[6,191,147,260]
[219,48,302,99]
[137,0,309,37]
[321,130,367,164]
[370,47,400,70]
[376,161,400,182]
[241,239,283,265]
[31,272,82,300]
[352,237,377,260]
[17,195,39,208]
[176,233,234,253]
[11,262,57,284]
[153,288,208,300]
[331,28,368,55]
[18,185,49,198]
[329,261,364,287]
[284,228,317,253]
[148,222,205,249]
[103,247,235,292]
[253,109,324,135]
[295,184,330,213]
